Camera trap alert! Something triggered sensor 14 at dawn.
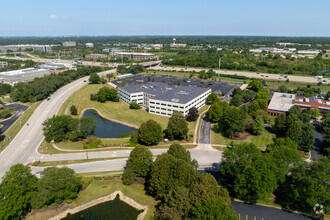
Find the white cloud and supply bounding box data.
[50,14,58,19]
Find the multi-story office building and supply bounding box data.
[118,83,211,116]
[114,52,155,61]
[33,45,52,52]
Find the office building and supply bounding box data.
[118,82,211,117]
[33,45,52,52]
[0,68,50,83]
[85,54,108,59]
[38,62,75,70]
[86,43,94,48]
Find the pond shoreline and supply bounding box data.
[80,108,139,129]
[49,190,148,220]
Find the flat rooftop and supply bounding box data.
[119,82,210,104]
[118,52,154,56]
[268,92,295,112]
[0,68,48,76]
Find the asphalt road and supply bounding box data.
[311,120,325,160]
[199,115,211,144]
[0,69,117,178]
[231,201,318,220]
[0,103,28,132]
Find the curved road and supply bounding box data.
[0,69,116,178]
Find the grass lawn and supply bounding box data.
[211,125,275,148]
[26,180,157,220]
[0,102,39,152]
[55,138,131,150]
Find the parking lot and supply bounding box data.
[0,103,28,132]
[111,74,242,96]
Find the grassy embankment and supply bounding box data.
[26,180,157,220]
[0,102,39,152]
[211,125,275,148]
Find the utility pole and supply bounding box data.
[218,57,221,75]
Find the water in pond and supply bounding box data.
[83,109,137,138]
[62,194,143,220]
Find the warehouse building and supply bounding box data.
[38,62,75,70]
[0,68,50,83]
[63,41,76,47]
[118,82,211,116]
[85,54,108,59]
[33,45,52,52]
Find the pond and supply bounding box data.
[62,194,143,220]
[83,109,137,138]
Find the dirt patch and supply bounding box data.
[231,132,250,140]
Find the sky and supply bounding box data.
[0,0,329,37]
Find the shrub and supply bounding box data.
[70,105,77,115]
[130,101,141,109]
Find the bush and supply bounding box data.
[89,72,100,84]
[83,136,103,149]
[130,101,141,109]
[70,105,77,115]
[186,107,199,121]
[96,87,119,103]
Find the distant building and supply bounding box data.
[0,61,8,69]
[33,45,52,52]
[0,68,50,83]
[170,43,187,48]
[86,43,94,48]
[63,41,76,47]
[114,52,155,61]
[267,93,296,117]
[85,54,108,59]
[267,92,330,117]
[297,50,320,55]
[151,44,163,50]
[116,73,134,80]
[323,49,330,54]
[118,82,211,117]
[38,62,75,70]
[102,48,123,53]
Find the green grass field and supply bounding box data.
[26,180,157,220]
[0,102,39,152]
[211,125,275,148]
[55,138,130,150]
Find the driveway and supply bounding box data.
[311,120,324,160]
[199,115,211,144]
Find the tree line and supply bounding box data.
[10,66,103,102]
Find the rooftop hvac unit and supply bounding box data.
[171,98,180,102]
[178,90,189,95]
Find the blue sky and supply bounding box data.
[1,0,329,36]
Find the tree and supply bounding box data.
[266,137,301,183]
[129,101,141,109]
[0,164,37,220]
[288,105,301,117]
[166,111,188,140]
[188,198,237,220]
[89,72,100,84]
[218,106,246,138]
[310,107,321,118]
[248,79,263,92]
[278,85,287,93]
[220,143,278,202]
[275,158,330,214]
[186,107,199,121]
[70,105,77,115]
[96,86,119,103]
[207,100,229,123]
[189,173,230,207]
[31,167,82,209]
[251,116,264,135]
[137,119,163,146]
[148,153,198,199]
[230,94,243,107]
[299,123,315,152]
[206,93,218,104]
[123,146,153,185]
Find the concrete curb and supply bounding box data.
[49,191,148,220]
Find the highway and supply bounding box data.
[2,56,327,84]
[150,66,329,84]
[0,69,116,178]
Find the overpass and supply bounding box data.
[140,60,162,68]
